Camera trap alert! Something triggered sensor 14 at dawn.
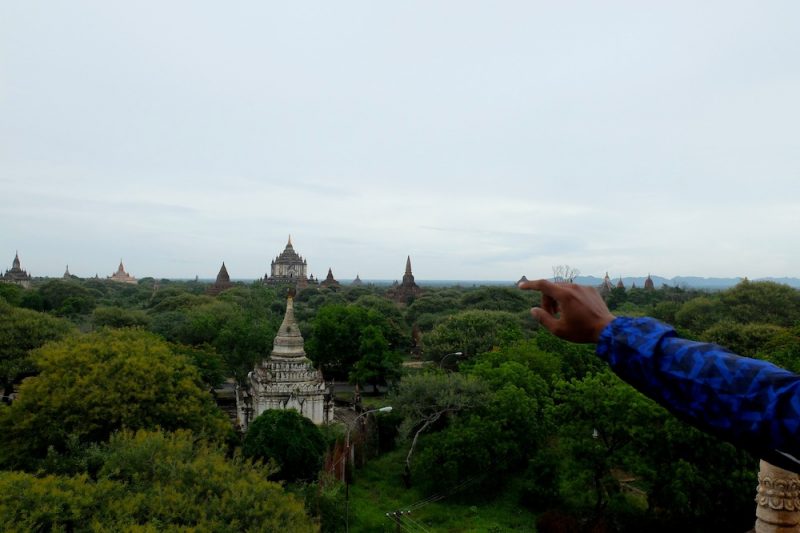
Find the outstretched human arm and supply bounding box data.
[519,279,800,473]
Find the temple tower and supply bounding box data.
[644,274,655,291]
[1,252,32,288]
[108,260,137,284]
[388,256,422,303]
[264,235,308,287]
[236,293,332,428]
[598,272,613,297]
[207,262,234,295]
[320,268,340,289]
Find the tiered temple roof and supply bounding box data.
[388,256,422,303]
[1,252,32,288]
[207,262,234,295]
[264,235,308,287]
[320,268,340,288]
[108,260,137,284]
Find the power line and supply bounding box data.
[384,475,481,531]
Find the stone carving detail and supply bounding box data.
[754,460,800,533]
[756,474,800,511]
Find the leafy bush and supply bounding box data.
[243,409,327,482]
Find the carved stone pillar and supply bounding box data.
[755,460,800,532]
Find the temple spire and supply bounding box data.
[405,256,412,275]
[270,293,307,359]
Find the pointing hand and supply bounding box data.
[518,279,615,343]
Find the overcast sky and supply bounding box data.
[2,2,798,281]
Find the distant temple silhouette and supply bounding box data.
[1,252,32,288]
[320,268,340,289]
[108,260,137,284]
[207,262,234,295]
[387,256,422,303]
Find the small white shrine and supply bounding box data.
[236,293,332,428]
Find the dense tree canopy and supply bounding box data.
[423,309,525,363]
[0,301,74,398]
[1,274,797,531]
[0,429,315,532]
[306,303,400,379]
[0,328,231,469]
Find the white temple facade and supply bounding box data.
[236,293,332,429]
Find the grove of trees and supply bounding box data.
[0,275,797,531]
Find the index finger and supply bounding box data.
[518,279,566,298]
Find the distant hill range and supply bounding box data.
[367,277,800,289]
[571,275,800,290]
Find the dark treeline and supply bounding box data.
[0,277,798,531]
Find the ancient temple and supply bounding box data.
[644,274,655,291]
[236,292,332,428]
[264,236,309,287]
[319,268,340,289]
[108,260,137,284]
[207,262,234,295]
[598,272,614,297]
[1,252,32,289]
[616,277,625,290]
[63,265,71,279]
[388,256,422,303]
[352,274,363,286]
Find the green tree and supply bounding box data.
[170,343,227,388]
[306,304,394,379]
[702,321,784,357]
[0,429,315,532]
[242,409,327,482]
[458,286,531,313]
[759,325,800,373]
[349,325,402,393]
[423,309,524,363]
[392,372,489,486]
[92,306,150,329]
[719,280,800,326]
[674,296,725,334]
[555,371,663,519]
[0,328,231,469]
[302,473,346,533]
[0,301,74,399]
[0,283,23,306]
[38,280,97,316]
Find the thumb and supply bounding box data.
[532,307,560,334]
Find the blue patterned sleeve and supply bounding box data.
[596,316,800,472]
